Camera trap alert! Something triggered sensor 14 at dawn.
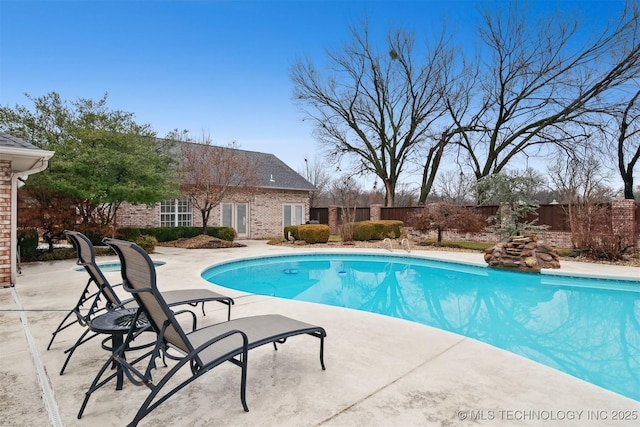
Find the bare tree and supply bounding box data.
[291,22,454,206]
[393,182,419,207]
[434,170,476,205]
[173,134,260,235]
[602,89,640,199]
[547,150,616,250]
[298,155,330,208]
[328,174,364,241]
[327,174,363,207]
[447,2,640,181]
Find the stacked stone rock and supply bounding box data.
[484,234,561,272]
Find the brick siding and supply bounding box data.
[117,203,160,228]
[0,161,12,286]
[118,189,310,239]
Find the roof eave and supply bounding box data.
[0,146,55,174]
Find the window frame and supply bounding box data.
[283,203,305,227]
[160,198,193,227]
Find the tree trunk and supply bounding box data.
[201,209,209,235]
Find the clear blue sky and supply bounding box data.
[0,0,625,180]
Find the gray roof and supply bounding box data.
[171,141,316,191]
[0,132,41,150]
[246,150,316,191]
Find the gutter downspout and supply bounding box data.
[10,157,51,286]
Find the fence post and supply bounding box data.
[370,204,383,221]
[328,205,339,235]
[611,199,636,249]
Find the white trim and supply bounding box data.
[283,203,305,227]
[11,155,53,285]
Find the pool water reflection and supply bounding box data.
[202,253,640,402]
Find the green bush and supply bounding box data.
[84,230,106,246]
[117,227,141,241]
[298,224,330,244]
[135,234,158,253]
[284,225,300,240]
[146,227,195,242]
[209,226,237,241]
[18,228,39,258]
[352,220,404,241]
[116,226,237,242]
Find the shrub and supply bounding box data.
[145,227,193,242]
[340,221,355,242]
[18,228,39,258]
[136,234,158,253]
[284,225,300,241]
[352,220,404,241]
[411,203,487,242]
[117,227,141,241]
[340,206,357,242]
[583,222,634,261]
[84,230,106,246]
[118,226,237,242]
[208,226,237,241]
[298,224,330,244]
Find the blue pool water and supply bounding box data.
[75,260,166,272]
[202,253,640,402]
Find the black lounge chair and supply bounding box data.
[78,238,326,426]
[49,230,234,374]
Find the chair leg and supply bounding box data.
[47,310,78,350]
[128,352,249,426]
[78,352,119,419]
[225,299,233,320]
[48,279,98,350]
[60,329,99,375]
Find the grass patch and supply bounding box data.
[267,237,287,245]
[415,239,494,251]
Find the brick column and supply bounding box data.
[611,199,635,249]
[0,161,11,287]
[370,204,383,221]
[328,205,339,235]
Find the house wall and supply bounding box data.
[116,203,160,229]
[117,188,310,239]
[251,189,309,238]
[0,161,11,286]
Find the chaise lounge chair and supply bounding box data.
[49,230,234,375]
[78,238,326,426]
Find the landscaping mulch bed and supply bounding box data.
[156,234,245,249]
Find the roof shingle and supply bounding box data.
[0,132,41,150]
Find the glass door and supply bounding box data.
[221,203,249,238]
[236,203,248,237]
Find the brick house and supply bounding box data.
[0,133,54,287]
[117,146,316,239]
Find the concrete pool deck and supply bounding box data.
[2,240,639,426]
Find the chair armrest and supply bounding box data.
[173,309,198,331]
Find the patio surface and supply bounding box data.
[2,240,639,426]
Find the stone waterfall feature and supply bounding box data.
[484,234,561,272]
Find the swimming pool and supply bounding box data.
[74,260,166,272]
[201,253,640,402]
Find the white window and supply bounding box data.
[160,199,192,227]
[283,204,304,227]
